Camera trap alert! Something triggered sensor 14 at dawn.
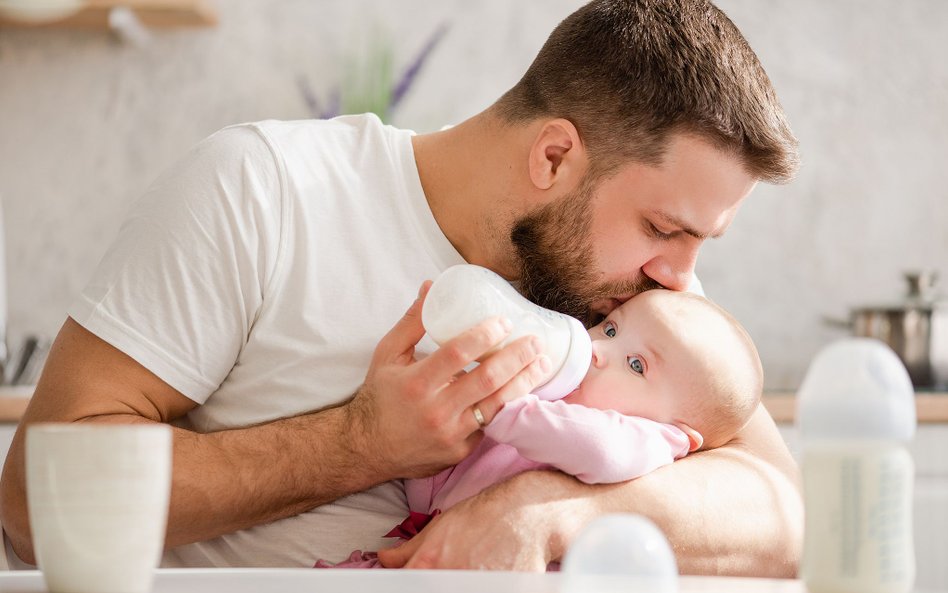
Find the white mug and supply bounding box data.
[26,423,172,593]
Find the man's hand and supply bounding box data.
[344,281,552,481]
[0,281,551,565]
[378,405,802,576]
[378,472,575,571]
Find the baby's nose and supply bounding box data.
[591,341,607,369]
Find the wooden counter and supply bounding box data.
[763,391,948,424]
[0,386,32,423]
[3,388,947,424]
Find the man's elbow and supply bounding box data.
[746,474,803,578]
[701,446,804,578]
[763,507,802,578]
[0,459,37,566]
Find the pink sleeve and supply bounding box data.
[483,394,690,484]
[404,468,453,514]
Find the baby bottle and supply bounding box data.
[797,338,916,593]
[421,264,592,400]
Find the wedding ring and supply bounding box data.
[472,406,487,428]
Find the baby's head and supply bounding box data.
[563,289,762,452]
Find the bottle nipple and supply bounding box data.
[797,337,916,441]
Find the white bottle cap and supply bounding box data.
[532,315,592,401]
[797,338,916,441]
[562,513,678,593]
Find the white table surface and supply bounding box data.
[1,569,943,593]
[0,568,812,593]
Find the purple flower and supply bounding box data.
[389,22,450,114]
[299,22,450,121]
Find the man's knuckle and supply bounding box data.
[451,444,472,463]
[480,393,503,412]
[413,548,441,568]
[426,416,452,438]
[435,427,459,450]
[470,321,492,341]
[434,440,454,456]
[518,343,535,367]
[419,410,442,431]
[403,376,428,399]
[529,361,548,382]
[442,343,469,367]
[478,364,503,392]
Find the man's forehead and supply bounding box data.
[613,134,755,225]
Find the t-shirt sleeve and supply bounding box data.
[688,273,705,296]
[68,124,285,403]
[483,394,691,484]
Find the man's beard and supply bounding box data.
[510,177,661,326]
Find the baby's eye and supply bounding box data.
[603,321,617,338]
[627,356,645,375]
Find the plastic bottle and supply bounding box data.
[797,338,916,593]
[421,264,592,401]
[561,514,678,593]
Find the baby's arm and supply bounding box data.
[484,394,690,483]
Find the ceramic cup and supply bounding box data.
[26,423,172,593]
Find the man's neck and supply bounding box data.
[411,111,531,281]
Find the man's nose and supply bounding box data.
[641,243,700,292]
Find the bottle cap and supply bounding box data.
[532,315,592,401]
[797,338,916,441]
[561,513,678,593]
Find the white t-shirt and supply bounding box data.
[67,114,465,567]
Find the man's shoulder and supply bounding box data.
[237,113,405,148]
[687,274,705,297]
[217,114,411,177]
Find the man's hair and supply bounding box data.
[493,0,799,183]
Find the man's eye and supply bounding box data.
[628,356,645,375]
[649,222,674,240]
[604,322,617,338]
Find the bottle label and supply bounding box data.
[802,444,915,593]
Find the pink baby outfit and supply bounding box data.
[315,394,690,568]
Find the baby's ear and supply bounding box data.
[675,422,704,453]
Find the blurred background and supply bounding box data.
[0,0,946,390]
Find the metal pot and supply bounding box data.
[832,271,948,389]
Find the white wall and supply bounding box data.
[0,0,946,389]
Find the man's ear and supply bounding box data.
[675,422,704,453]
[527,118,586,191]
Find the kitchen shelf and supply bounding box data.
[0,0,217,28]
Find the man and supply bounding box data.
[0,0,800,574]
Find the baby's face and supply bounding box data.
[563,291,701,425]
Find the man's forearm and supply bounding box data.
[3,299,546,567]
[162,405,387,548]
[510,405,803,577]
[0,404,384,564]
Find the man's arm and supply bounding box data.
[379,403,802,577]
[0,287,549,565]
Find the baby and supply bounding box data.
[317,288,763,568]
